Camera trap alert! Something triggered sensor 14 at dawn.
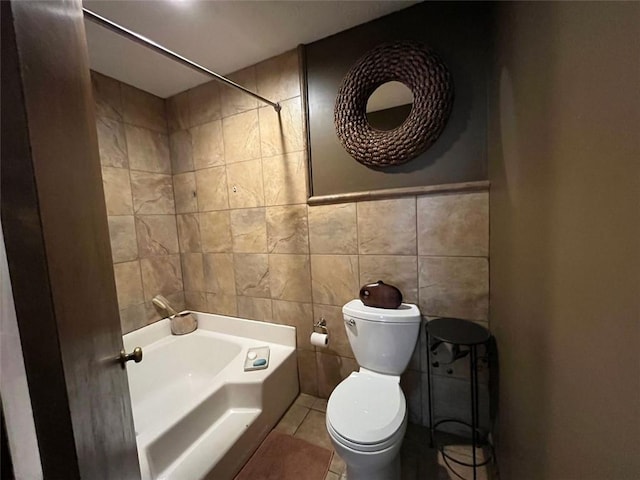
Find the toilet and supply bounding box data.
[326,299,421,480]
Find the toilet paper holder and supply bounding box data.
[313,318,327,332]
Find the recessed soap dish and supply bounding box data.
[244,346,270,371]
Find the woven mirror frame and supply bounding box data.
[334,42,454,168]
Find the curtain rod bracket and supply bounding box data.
[83,8,281,112]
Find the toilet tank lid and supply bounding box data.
[343,299,420,323]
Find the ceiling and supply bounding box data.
[83,0,417,98]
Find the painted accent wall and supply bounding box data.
[489,2,640,478]
[305,2,491,197]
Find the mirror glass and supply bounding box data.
[365,81,414,131]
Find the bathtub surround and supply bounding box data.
[93,49,489,429]
[92,72,185,333]
[164,50,490,430]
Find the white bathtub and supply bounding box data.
[123,311,298,480]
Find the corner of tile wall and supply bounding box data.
[92,71,183,335]
[96,48,491,420]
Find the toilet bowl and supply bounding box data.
[326,369,408,480]
[326,300,421,480]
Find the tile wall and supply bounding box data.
[93,49,490,428]
[165,50,490,428]
[92,72,185,333]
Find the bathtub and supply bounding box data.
[123,311,298,480]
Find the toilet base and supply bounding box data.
[345,453,400,480]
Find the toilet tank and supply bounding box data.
[342,299,421,375]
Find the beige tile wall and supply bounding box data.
[93,50,490,427]
[92,72,185,334]
[165,50,490,428]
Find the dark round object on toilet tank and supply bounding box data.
[359,280,403,309]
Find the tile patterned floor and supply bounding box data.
[271,393,494,480]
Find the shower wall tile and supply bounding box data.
[96,117,128,168]
[233,253,270,298]
[200,211,232,253]
[310,255,359,307]
[316,352,358,399]
[221,67,258,117]
[140,255,183,300]
[203,253,236,295]
[357,198,417,255]
[189,81,221,127]
[237,296,273,322]
[173,172,198,214]
[159,53,492,410]
[169,130,194,174]
[272,300,314,351]
[418,256,489,321]
[297,350,319,397]
[94,72,185,335]
[176,213,201,253]
[269,254,311,303]
[266,205,309,254]
[191,121,224,170]
[125,124,171,174]
[113,260,144,308]
[256,50,300,102]
[230,208,267,253]
[195,166,228,211]
[91,71,122,121]
[308,203,357,254]
[121,84,166,133]
[358,255,419,304]
[206,293,237,317]
[135,215,179,257]
[119,303,147,335]
[226,159,265,209]
[101,166,133,215]
[166,90,190,133]
[222,110,261,163]
[417,191,489,257]
[181,253,205,292]
[262,152,308,206]
[313,304,353,358]
[184,291,207,312]
[130,171,175,214]
[259,96,304,157]
[108,216,138,263]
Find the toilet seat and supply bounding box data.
[327,371,406,451]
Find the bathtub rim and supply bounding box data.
[123,310,297,350]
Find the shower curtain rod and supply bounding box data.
[83,8,281,112]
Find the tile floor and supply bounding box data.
[271,393,494,480]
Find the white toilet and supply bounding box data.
[326,299,421,480]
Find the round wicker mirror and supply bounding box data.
[334,42,454,168]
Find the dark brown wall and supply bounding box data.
[305,2,491,197]
[489,2,640,478]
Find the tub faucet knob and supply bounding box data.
[119,347,143,368]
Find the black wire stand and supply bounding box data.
[426,318,494,480]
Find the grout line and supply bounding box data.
[292,407,312,437]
